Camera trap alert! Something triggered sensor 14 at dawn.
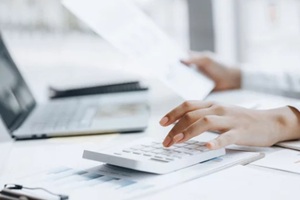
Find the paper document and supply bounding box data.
[63,0,214,100]
[207,90,299,109]
[253,149,300,174]
[16,150,262,200]
[277,140,300,151]
[142,165,300,200]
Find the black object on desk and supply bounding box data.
[49,81,148,99]
[1,184,68,200]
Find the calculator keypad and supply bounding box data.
[114,140,209,163]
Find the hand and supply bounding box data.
[160,101,300,149]
[181,52,241,91]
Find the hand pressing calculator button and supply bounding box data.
[83,138,226,174]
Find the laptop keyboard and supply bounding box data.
[28,100,98,132]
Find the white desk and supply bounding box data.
[1,36,300,199]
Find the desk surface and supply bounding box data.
[1,37,300,199]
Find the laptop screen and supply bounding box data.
[0,34,35,130]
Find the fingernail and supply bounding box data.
[159,117,169,126]
[207,141,216,149]
[173,133,184,143]
[163,136,172,147]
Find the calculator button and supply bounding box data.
[150,158,169,163]
[196,147,209,152]
[165,157,174,161]
[152,149,164,154]
[132,151,142,155]
[159,150,172,156]
[185,140,198,144]
[173,143,188,147]
[130,145,143,150]
[152,144,163,148]
[154,155,164,159]
[163,146,177,150]
[141,144,151,147]
[195,142,207,145]
[170,152,184,159]
[122,149,131,153]
[185,144,204,149]
[177,149,194,155]
[151,142,160,145]
[141,147,156,152]
[171,155,182,159]
[160,147,171,151]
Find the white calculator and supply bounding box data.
[83,138,226,174]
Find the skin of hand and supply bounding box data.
[160,101,300,149]
[181,52,241,91]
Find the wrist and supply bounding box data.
[228,68,241,89]
[269,106,300,143]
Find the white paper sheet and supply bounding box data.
[253,149,300,174]
[16,150,262,200]
[277,140,300,151]
[142,165,300,200]
[62,0,214,100]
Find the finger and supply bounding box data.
[207,131,238,150]
[173,116,231,144]
[181,56,212,70]
[168,107,223,138]
[159,101,213,126]
[180,56,207,67]
[163,115,229,147]
[180,59,192,66]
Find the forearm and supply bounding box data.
[227,67,241,90]
[241,67,300,97]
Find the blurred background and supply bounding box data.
[1,0,300,92]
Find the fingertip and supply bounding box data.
[159,117,169,126]
[162,136,172,147]
[180,59,191,66]
[206,141,217,150]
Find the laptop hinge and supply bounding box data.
[9,103,36,133]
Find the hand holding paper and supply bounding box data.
[63,0,214,100]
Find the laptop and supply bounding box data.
[0,33,149,140]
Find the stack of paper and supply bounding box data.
[143,165,300,200]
